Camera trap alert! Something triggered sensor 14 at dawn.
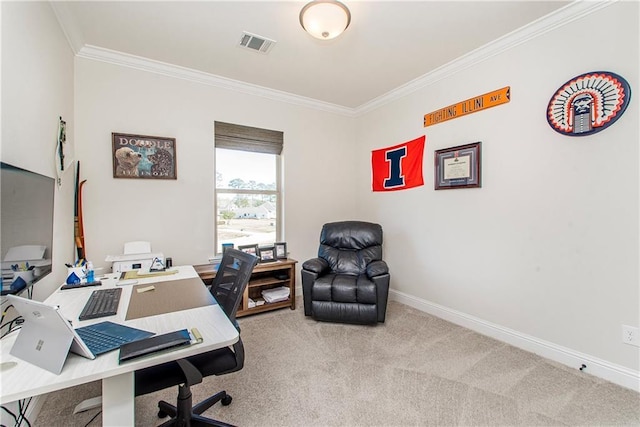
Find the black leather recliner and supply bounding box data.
[302,221,390,324]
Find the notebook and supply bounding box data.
[6,295,154,374]
[118,329,192,363]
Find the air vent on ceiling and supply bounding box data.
[238,31,276,54]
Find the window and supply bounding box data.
[214,122,283,255]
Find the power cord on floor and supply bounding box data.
[1,405,18,426]
[1,397,31,427]
[84,410,101,427]
[16,399,31,427]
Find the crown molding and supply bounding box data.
[76,45,357,117]
[49,1,84,54]
[60,0,611,117]
[354,0,616,116]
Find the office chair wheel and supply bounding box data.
[157,400,175,419]
[221,395,232,406]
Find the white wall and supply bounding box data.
[3,0,637,393]
[0,2,76,422]
[1,1,75,300]
[74,59,357,271]
[356,1,639,377]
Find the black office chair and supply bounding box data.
[134,248,258,426]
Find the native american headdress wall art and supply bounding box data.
[547,71,631,137]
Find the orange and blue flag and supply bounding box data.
[371,135,425,192]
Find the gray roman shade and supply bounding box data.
[215,121,283,155]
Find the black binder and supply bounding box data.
[118,329,191,363]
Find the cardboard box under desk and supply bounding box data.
[126,277,215,320]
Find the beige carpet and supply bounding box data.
[35,300,640,426]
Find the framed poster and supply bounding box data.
[112,133,177,180]
[434,142,481,190]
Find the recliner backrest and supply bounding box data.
[318,221,383,275]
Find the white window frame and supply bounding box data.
[213,122,283,256]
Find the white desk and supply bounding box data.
[0,266,238,426]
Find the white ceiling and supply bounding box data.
[54,1,571,110]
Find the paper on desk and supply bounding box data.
[122,269,178,279]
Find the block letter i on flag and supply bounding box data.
[371,135,425,191]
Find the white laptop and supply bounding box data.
[7,295,95,374]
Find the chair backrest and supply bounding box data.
[209,248,259,323]
[318,221,383,275]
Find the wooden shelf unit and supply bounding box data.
[194,258,297,318]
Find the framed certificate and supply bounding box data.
[434,142,481,190]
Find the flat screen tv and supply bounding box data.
[1,162,55,290]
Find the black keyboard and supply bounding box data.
[78,288,122,321]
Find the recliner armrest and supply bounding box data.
[366,260,389,278]
[302,257,329,275]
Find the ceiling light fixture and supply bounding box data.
[299,0,351,40]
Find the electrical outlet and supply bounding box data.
[622,325,639,347]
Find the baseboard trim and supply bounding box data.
[389,289,640,392]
